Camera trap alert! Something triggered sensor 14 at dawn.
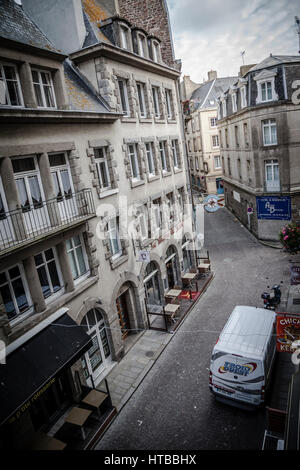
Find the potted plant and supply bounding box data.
[279,223,300,253]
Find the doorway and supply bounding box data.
[116,292,131,340]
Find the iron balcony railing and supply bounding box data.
[0,189,95,253]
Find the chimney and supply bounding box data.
[239,64,256,77]
[208,70,217,81]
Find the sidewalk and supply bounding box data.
[102,274,214,413]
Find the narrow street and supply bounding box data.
[97,208,291,450]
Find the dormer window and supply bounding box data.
[231,91,237,113]
[137,33,147,57]
[240,86,247,108]
[0,62,23,107]
[150,39,161,63]
[254,69,278,104]
[120,24,130,50]
[221,97,227,118]
[31,69,56,108]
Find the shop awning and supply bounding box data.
[0,313,92,426]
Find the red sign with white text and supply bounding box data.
[276,314,300,352]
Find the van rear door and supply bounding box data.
[210,350,264,406]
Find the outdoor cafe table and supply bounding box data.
[197,263,211,272]
[165,289,182,303]
[164,303,180,322]
[82,389,108,418]
[65,407,92,440]
[181,272,197,280]
[29,433,66,450]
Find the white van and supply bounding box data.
[209,306,277,408]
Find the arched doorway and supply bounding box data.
[115,282,137,340]
[80,308,111,386]
[144,261,162,306]
[182,235,193,272]
[165,245,179,289]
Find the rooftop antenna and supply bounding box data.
[295,16,300,54]
[240,50,246,65]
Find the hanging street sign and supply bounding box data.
[203,194,225,212]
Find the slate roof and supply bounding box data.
[190,77,238,110]
[248,55,300,72]
[82,0,112,46]
[0,0,61,54]
[63,59,111,113]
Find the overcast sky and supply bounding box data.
[167,0,300,83]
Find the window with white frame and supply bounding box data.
[137,33,147,57]
[159,141,168,172]
[255,73,278,104]
[94,147,111,190]
[212,135,219,148]
[195,157,199,171]
[31,69,56,108]
[152,198,162,232]
[128,143,141,180]
[214,156,221,169]
[0,264,31,321]
[34,248,62,299]
[118,78,130,117]
[66,234,89,280]
[137,82,147,118]
[221,99,227,117]
[120,25,130,50]
[152,40,160,62]
[265,159,280,191]
[210,117,217,127]
[171,139,180,169]
[261,81,272,102]
[231,92,237,112]
[145,142,156,177]
[166,192,175,224]
[138,205,149,240]
[262,119,277,146]
[0,62,23,107]
[152,86,160,118]
[165,89,173,119]
[240,86,247,108]
[107,217,122,259]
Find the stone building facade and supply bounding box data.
[182,72,237,195]
[0,0,194,449]
[217,55,300,241]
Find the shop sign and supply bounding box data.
[290,265,300,285]
[7,377,56,425]
[138,250,150,263]
[276,314,300,352]
[256,196,291,220]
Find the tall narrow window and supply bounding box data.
[265,159,280,191]
[212,135,219,148]
[171,139,180,169]
[152,41,160,62]
[152,86,160,118]
[137,34,146,57]
[0,63,23,106]
[66,235,88,280]
[118,78,130,117]
[235,125,239,147]
[32,69,56,108]
[0,265,30,320]
[137,82,147,118]
[128,144,140,180]
[214,156,221,169]
[262,119,277,146]
[107,217,122,260]
[165,89,173,119]
[159,141,168,172]
[210,117,217,127]
[145,142,155,176]
[34,248,62,299]
[261,81,272,102]
[120,25,129,50]
[94,147,111,190]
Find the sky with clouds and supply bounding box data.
[167,0,300,83]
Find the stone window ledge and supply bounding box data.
[139,117,153,124]
[110,254,128,270]
[167,118,177,124]
[121,116,137,123]
[130,178,145,188]
[154,118,166,124]
[162,170,172,178]
[174,167,183,174]
[99,188,119,199]
[140,238,152,248]
[148,174,160,183]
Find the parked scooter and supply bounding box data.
[261,283,282,310]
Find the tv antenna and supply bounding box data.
[240,50,246,65]
[295,16,300,54]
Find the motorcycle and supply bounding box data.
[261,283,282,310]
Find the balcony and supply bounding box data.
[265,180,281,193]
[0,189,95,257]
